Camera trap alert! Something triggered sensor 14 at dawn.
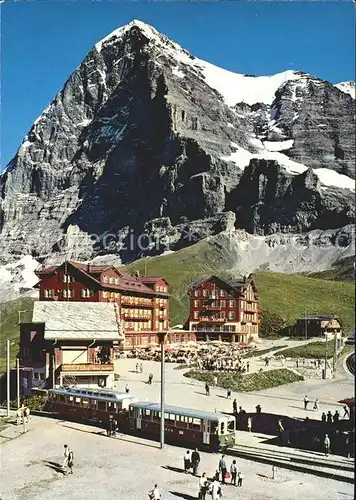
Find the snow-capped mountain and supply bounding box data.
[335,81,355,99]
[0,20,354,285]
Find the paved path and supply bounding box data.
[0,416,353,500]
[114,357,354,420]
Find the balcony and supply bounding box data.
[198,317,226,323]
[122,313,151,320]
[60,363,114,372]
[205,305,221,311]
[121,297,153,307]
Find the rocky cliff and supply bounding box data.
[0,20,354,269]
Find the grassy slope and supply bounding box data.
[307,256,355,282]
[123,242,355,332]
[0,297,35,370]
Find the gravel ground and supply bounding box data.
[0,416,353,500]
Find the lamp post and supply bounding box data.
[157,331,167,449]
[7,340,10,416]
[16,357,20,409]
[324,333,328,379]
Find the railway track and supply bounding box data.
[346,352,355,376]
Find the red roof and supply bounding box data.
[35,261,169,297]
[339,398,355,406]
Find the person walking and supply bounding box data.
[233,399,238,414]
[191,448,200,475]
[148,373,153,384]
[136,362,139,373]
[230,459,238,486]
[140,362,143,373]
[125,384,129,394]
[247,417,252,433]
[107,415,114,437]
[237,471,244,487]
[226,388,232,400]
[256,404,262,415]
[205,383,210,396]
[213,376,218,387]
[313,398,319,411]
[304,395,309,410]
[218,455,227,484]
[67,448,74,474]
[324,434,331,456]
[198,473,209,500]
[62,445,70,471]
[148,484,161,500]
[343,405,350,418]
[184,450,191,473]
[246,362,250,373]
[24,407,30,423]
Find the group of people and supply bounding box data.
[182,451,244,500]
[126,343,254,372]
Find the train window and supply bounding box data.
[74,397,81,406]
[227,420,235,432]
[69,396,74,403]
[97,401,106,411]
[144,409,151,417]
[59,395,65,403]
[220,422,225,434]
[193,418,201,426]
[170,414,176,421]
[82,398,89,405]
[107,402,116,411]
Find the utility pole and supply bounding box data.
[332,332,338,376]
[158,332,166,449]
[304,310,307,341]
[7,339,10,417]
[17,357,20,409]
[324,333,328,379]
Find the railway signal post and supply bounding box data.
[158,332,167,449]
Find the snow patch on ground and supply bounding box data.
[172,66,185,78]
[314,168,355,192]
[263,140,294,152]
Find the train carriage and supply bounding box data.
[128,401,235,451]
[47,387,137,426]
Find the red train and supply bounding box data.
[46,387,236,451]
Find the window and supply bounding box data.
[220,311,225,319]
[97,401,106,410]
[220,421,225,434]
[81,289,93,298]
[229,300,235,308]
[103,276,108,283]
[194,311,199,320]
[220,289,226,297]
[63,274,74,283]
[203,290,208,297]
[63,289,74,298]
[115,278,119,285]
[227,419,235,432]
[109,277,114,284]
[220,300,226,308]
[194,300,199,308]
[39,373,45,381]
[228,312,235,320]
[44,289,55,298]
[194,290,199,297]
[102,291,108,299]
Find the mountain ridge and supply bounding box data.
[0,20,354,299]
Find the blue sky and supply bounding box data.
[1,1,354,171]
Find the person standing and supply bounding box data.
[198,473,209,500]
[218,454,227,484]
[237,471,244,487]
[246,362,250,373]
[67,448,74,474]
[313,398,319,411]
[191,448,200,475]
[149,484,161,500]
[136,362,139,373]
[233,399,238,414]
[213,375,218,387]
[256,404,262,415]
[184,450,191,473]
[148,373,153,385]
[62,444,70,471]
[107,415,114,437]
[326,411,333,424]
[247,417,252,432]
[210,479,222,500]
[304,395,309,410]
[205,383,210,396]
[324,434,331,456]
[125,384,129,394]
[140,362,143,373]
[226,388,231,400]
[321,412,327,424]
[230,459,238,485]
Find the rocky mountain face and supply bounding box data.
[0,20,355,277]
